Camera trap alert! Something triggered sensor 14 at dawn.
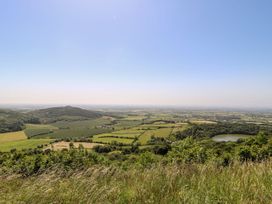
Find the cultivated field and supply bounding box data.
[0,131,27,143]
[0,139,53,152]
[0,130,52,152]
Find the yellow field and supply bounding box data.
[190,120,217,124]
[47,141,103,151]
[0,131,27,143]
[0,131,53,152]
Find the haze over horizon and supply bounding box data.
[1,0,272,108]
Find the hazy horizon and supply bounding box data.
[1,0,272,108]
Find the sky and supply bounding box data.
[1,0,272,108]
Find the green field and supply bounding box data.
[113,120,143,130]
[121,115,147,121]
[34,128,111,139]
[24,124,59,138]
[92,122,185,145]
[138,128,173,145]
[24,118,114,139]
[92,137,134,145]
[0,139,53,152]
[172,124,189,134]
[52,118,112,129]
[92,127,144,144]
[0,130,53,152]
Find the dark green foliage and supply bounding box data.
[0,120,24,133]
[175,122,260,140]
[0,110,40,133]
[93,145,112,153]
[0,148,109,176]
[153,145,169,155]
[169,137,210,163]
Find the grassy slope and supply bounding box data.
[1,162,272,203]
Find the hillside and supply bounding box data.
[28,106,102,123]
[0,109,25,133]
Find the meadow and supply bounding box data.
[1,162,272,203]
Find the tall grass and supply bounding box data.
[1,162,272,203]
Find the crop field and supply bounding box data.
[190,120,217,124]
[0,130,53,152]
[138,128,173,145]
[113,120,143,130]
[92,128,144,144]
[92,121,188,145]
[0,139,53,152]
[92,137,135,145]
[52,118,112,129]
[121,115,147,121]
[23,118,114,140]
[24,124,59,138]
[34,128,111,139]
[0,131,27,143]
[148,114,180,121]
[141,123,177,129]
[172,124,190,134]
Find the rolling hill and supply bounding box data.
[28,106,102,123]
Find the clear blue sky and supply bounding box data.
[1,0,272,107]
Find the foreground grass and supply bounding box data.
[1,162,272,203]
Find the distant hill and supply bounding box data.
[28,106,102,123]
[0,109,25,133]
